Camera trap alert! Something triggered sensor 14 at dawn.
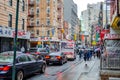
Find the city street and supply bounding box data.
[27,56,82,80]
[27,56,100,80]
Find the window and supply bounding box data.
[22,0,25,11]
[47,0,50,3]
[36,29,39,35]
[36,0,40,4]
[46,7,50,13]
[36,19,40,26]
[36,7,40,15]
[22,19,25,30]
[8,14,12,27]
[9,0,12,6]
[47,30,50,36]
[46,18,50,25]
[28,55,36,61]
[18,55,29,63]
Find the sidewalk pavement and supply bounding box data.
[78,58,100,80]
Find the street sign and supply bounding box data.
[92,40,97,46]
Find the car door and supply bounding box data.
[27,55,39,72]
[16,55,35,75]
[35,55,45,72]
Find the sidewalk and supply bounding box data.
[78,58,100,80]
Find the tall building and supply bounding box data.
[0,0,30,52]
[63,0,78,40]
[27,0,64,45]
[57,0,64,40]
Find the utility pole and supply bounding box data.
[12,0,19,80]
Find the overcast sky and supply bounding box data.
[73,0,104,17]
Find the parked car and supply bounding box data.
[0,51,46,80]
[45,52,67,65]
[28,47,38,54]
[29,48,49,54]
[37,48,49,56]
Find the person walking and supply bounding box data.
[21,46,25,53]
[83,49,88,66]
[79,48,82,60]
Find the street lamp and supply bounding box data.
[12,0,20,80]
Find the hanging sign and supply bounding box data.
[104,34,120,39]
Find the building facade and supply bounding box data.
[0,0,30,52]
[63,0,78,40]
[27,0,64,48]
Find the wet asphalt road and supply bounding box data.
[26,56,82,80]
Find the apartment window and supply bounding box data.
[36,7,39,17]
[47,0,50,3]
[46,18,50,25]
[46,7,50,13]
[36,30,39,35]
[36,19,40,26]
[8,14,12,27]
[36,0,40,4]
[47,30,50,37]
[22,19,25,30]
[22,0,25,11]
[9,0,12,6]
[36,7,40,14]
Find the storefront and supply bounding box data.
[0,27,30,52]
[30,37,60,52]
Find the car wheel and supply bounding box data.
[65,59,68,63]
[41,64,46,73]
[46,62,49,65]
[16,70,24,80]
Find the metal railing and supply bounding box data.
[100,54,120,70]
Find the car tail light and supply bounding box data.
[70,52,73,55]
[56,56,61,59]
[35,52,40,54]
[45,56,50,59]
[0,66,11,71]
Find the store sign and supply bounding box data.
[0,27,30,39]
[111,16,120,30]
[104,34,120,39]
[0,27,12,37]
[30,37,50,41]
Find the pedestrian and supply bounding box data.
[21,46,25,53]
[79,48,82,60]
[46,45,50,53]
[83,49,87,62]
[83,49,88,67]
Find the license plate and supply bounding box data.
[67,55,72,58]
[51,57,56,60]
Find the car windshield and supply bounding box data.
[37,48,47,52]
[29,48,37,52]
[0,52,14,63]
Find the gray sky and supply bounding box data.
[73,0,104,17]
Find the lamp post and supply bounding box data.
[12,0,19,80]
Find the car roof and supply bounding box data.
[49,52,61,56]
[0,51,27,57]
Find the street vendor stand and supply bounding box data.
[100,34,120,80]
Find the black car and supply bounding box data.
[45,52,67,65]
[0,51,46,80]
